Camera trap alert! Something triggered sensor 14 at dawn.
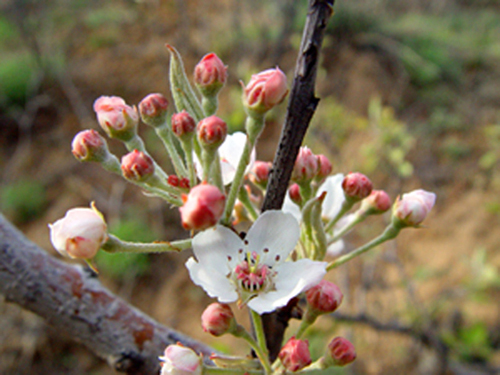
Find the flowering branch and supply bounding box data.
[0,213,214,374]
[261,0,335,361]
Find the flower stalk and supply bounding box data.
[221,115,264,225]
[102,234,191,254]
[326,223,400,271]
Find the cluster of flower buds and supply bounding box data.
[291,147,334,194]
[52,42,440,375]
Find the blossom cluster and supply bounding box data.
[48,46,436,374]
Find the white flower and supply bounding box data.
[49,205,107,259]
[283,174,347,256]
[194,132,256,185]
[185,211,326,314]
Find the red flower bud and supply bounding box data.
[249,161,272,187]
[279,337,312,372]
[179,183,225,230]
[292,147,318,183]
[289,183,302,205]
[360,190,391,215]
[328,337,356,366]
[194,53,227,96]
[71,129,107,162]
[306,280,343,314]
[168,175,180,187]
[138,93,169,128]
[316,154,333,181]
[342,172,373,202]
[243,67,288,114]
[121,150,155,181]
[179,178,190,189]
[197,115,227,149]
[201,303,234,337]
[172,110,196,140]
[93,96,138,141]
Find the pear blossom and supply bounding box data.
[283,174,347,255]
[194,132,256,185]
[159,344,202,375]
[185,211,327,314]
[49,205,107,259]
[393,189,436,227]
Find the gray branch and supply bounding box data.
[0,213,214,374]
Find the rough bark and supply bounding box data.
[261,0,335,362]
[0,213,214,374]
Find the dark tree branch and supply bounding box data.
[0,214,214,375]
[261,0,335,361]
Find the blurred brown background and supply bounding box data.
[1,0,500,374]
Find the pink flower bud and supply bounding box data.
[278,337,312,372]
[194,53,227,96]
[243,67,288,114]
[292,147,319,183]
[249,161,272,187]
[360,190,391,215]
[328,337,356,366]
[93,96,139,141]
[392,189,436,227]
[306,280,343,314]
[179,183,225,230]
[289,183,302,205]
[159,344,202,375]
[71,129,107,162]
[49,205,107,259]
[342,172,373,202]
[201,303,235,337]
[138,93,169,128]
[121,150,155,181]
[197,115,227,149]
[172,110,196,140]
[316,154,333,181]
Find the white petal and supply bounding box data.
[248,259,327,314]
[220,159,237,186]
[219,132,256,185]
[318,174,345,220]
[326,239,344,257]
[245,211,300,266]
[192,225,243,270]
[186,258,238,303]
[192,153,204,182]
[282,193,302,223]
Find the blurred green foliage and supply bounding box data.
[442,322,493,363]
[362,98,414,178]
[0,179,47,223]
